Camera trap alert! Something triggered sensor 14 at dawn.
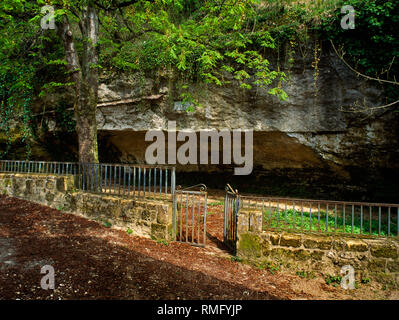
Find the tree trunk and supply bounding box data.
[59,6,99,164]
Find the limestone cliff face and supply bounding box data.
[31,43,398,201]
[93,44,399,202]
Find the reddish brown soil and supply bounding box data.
[0,195,396,300]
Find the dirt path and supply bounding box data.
[0,195,395,300]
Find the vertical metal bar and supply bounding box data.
[192,194,195,243]
[149,168,151,196]
[276,200,280,228]
[185,192,189,242]
[198,193,201,245]
[285,202,287,226]
[171,167,176,199]
[180,191,183,241]
[154,168,157,199]
[113,165,117,194]
[105,165,108,193]
[138,167,141,197]
[159,169,162,200]
[224,194,228,240]
[118,165,121,195]
[78,163,81,190]
[203,192,207,246]
[268,199,271,229]
[128,167,131,195]
[293,201,295,229]
[91,163,95,192]
[165,169,168,200]
[133,167,136,197]
[318,202,321,231]
[334,204,337,232]
[123,166,126,195]
[360,205,363,234]
[326,204,329,232]
[369,206,372,236]
[143,168,146,198]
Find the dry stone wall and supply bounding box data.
[0,173,173,240]
[237,209,399,287]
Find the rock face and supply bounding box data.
[93,44,399,202]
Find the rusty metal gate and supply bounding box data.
[224,184,240,252]
[173,184,208,247]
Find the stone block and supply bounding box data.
[280,233,302,248]
[269,232,280,245]
[151,223,167,240]
[45,180,55,191]
[157,205,170,224]
[368,258,387,272]
[237,233,261,258]
[345,239,368,252]
[371,243,398,259]
[303,235,332,250]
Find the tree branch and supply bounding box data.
[330,40,399,86]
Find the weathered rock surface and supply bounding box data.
[90,44,399,201]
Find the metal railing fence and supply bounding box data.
[0,160,176,201]
[239,195,399,238]
[173,184,208,247]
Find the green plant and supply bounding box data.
[103,221,112,228]
[231,256,243,263]
[361,277,371,284]
[325,274,342,287]
[258,261,280,274]
[126,228,133,235]
[156,239,169,246]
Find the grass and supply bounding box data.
[262,208,398,237]
[209,201,224,206]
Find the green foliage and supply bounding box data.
[296,270,316,279]
[263,207,398,237]
[209,200,224,206]
[0,1,66,158]
[361,277,371,284]
[317,0,399,104]
[257,260,280,274]
[55,101,76,134]
[231,255,243,263]
[98,0,288,102]
[126,227,133,235]
[156,239,169,246]
[325,274,342,287]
